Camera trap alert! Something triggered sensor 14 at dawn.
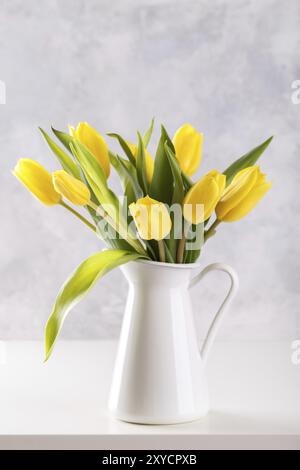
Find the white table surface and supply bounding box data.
[0,340,299,450]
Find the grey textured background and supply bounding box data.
[1,0,299,341]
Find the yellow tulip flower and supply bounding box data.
[183,170,226,224]
[127,142,154,182]
[52,170,91,206]
[173,123,203,176]
[13,158,61,206]
[129,195,172,240]
[215,166,272,222]
[69,122,110,178]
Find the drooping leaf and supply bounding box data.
[149,125,174,205]
[224,136,273,186]
[107,132,136,166]
[44,250,144,361]
[143,117,154,148]
[39,128,80,179]
[136,131,148,194]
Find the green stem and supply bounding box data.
[204,219,221,243]
[144,240,157,260]
[158,240,166,263]
[176,231,187,264]
[60,201,96,232]
[164,242,175,263]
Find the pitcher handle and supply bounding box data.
[189,263,239,364]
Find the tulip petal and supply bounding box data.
[72,122,110,178]
[173,124,203,176]
[183,170,226,224]
[129,195,172,240]
[216,166,259,219]
[127,141,154,183]
[13,159,61,206]
[52,170,90,206]
[221,181,272,222]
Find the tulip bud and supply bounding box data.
[129,195,172,240]
[173,123,203,176]
[13,158,61,206]
[183,170,226,224]
[127,142,154,182]
[215,166,272,222]
[52,170,91,206]
[69,122,110,178]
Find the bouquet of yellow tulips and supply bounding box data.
[13,120,272,360]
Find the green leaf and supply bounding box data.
[96,217,134,251]
[164,143,185,204]
[109,152,143,200]
[107,133,136,166]
[145,239,159,262]
[39,128,80,179]
[124,181,136,217]
[181,172,194,191]
[51,127,74,153]
[44,250,143,361]
[143,117,154,148]
[224,136,273,185]
[70,140,120,219]
[109,152,142,224]
[163,143,185,261]
[149,125,174,205]
[142,240,158,261]
[184,223,204,263]
[136,132,148,194]
[163,240,175,263]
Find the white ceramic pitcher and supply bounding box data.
[108,259,239,424]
